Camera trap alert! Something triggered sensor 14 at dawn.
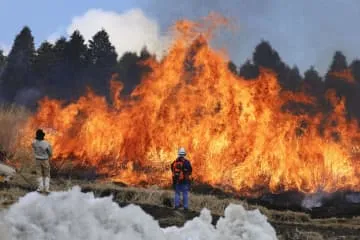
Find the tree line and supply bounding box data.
[0,26,360,122]
[0,27,151,108]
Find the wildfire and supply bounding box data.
[20,15,360,196]
[329,68,355,83]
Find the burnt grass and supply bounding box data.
[82,185,360,239]
[52,164,360,219]
[5,166,360,239]
[82,184,360,240]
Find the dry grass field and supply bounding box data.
[0,104,359,239]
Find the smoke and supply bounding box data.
[13,88,42,108]
[302,191,360,209]
[66,8,171,59]
[0,42,10,56]
[345,193,360,203]
[301,193,325,210]
[0,186,278,240]
[2,1,359,76]
[139,0,360,75]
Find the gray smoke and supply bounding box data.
[345,193,360,203]
[13,88,42,108]
[301,192,326,210]
[139,0,360,75]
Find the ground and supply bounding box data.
[0,165,360,240]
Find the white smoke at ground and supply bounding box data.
[301,193,324,210]
[0,186,278,240]
[301,191,335,210]
[345,193,360,203]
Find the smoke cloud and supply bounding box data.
[13,88,42,108]
[66,8,171,59]
[138,0,360,75]
[0,186,278,240]
[301,193,326,210]
[0,42,10,55]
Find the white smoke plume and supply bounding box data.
[0,186,278,240]
[301,193,324,210]
[66,8,171,59]
[0,42,10,56]
[345,193,360,203]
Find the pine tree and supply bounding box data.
[239,60,259,80]
[0,49,6,76]
[117,52,141,95]
[350,59,360,83]
[139,46,151,60]
[88,29,117,96]
[324,51,350,96]
[46,37,68,99]
[1,26,35,102]
[33,41,56,90]
[227,61,238,75]
[62,31,89,99]
[253,40,283,71]
[303,66,324,98]
[284,66,302,91]
[253,40,301,91]
[325,51,355,119]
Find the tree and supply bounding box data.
[88,29,117,67]
[350,59,360,83]
[327,51,347,73]
[44,37,68,99]
[239,60,259,80]
[88,29,117,96]
[253,40,284,72]
[65,31,88,68]
[350,59,360,119]
[139,46,151,61]
[227,61,238,75]
[303,66,324,98]
[53,37,67,59]
[324,51,350,96]
[1,26,35,102]
[282,65,302,91]
[32,41,56,89]
[0,50,6,76]
[62,31,89,99]
[138,46,153,79]
[252,40,301,91]
[325,51,355,119]
[117,52,142,95]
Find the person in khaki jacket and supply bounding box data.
[32,129,52,193]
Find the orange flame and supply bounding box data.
[329,68,355,83]
[20,16,360,196]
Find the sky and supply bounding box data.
[0,0,360,75]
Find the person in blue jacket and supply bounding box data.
[171,147,192,211]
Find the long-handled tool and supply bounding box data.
[16,171,37,191]
[0,162,37,191]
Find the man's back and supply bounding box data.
[171,157,192,184]
[32,140,52,160]
[171,148,192,210]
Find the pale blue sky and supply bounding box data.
[0,0,360,75]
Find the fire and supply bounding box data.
[329,68,355,83]
[20,15,360,196]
